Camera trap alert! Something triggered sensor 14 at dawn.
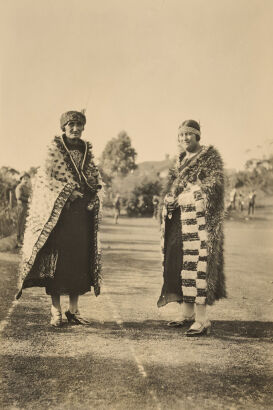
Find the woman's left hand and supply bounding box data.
[69,190,84,202]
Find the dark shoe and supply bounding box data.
[65,310,90,325]
[185,320,211,337]
[167,314,195,328]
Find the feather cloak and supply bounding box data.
[17,136,103,299]
[159,145,226,306]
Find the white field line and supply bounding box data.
[0,291,162,409]
[0,298,19,333]
[104,286,162,410]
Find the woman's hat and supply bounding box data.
[60,111,86,130]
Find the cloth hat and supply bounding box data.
[178,124,201,137]
[178,120,201,141]
[60,111,86,130]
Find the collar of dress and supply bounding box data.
[60,135,88,182]
[177,145,210,173]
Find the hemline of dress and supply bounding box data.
[157,293,183,308]
[45,287,92,296]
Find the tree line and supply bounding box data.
[1,132,273,223]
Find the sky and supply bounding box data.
[1,0,272,172]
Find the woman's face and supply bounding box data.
[64,120,84,139]
[178,131,199,153]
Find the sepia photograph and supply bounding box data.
[0,0,272,409]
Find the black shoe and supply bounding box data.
[65,310,90,325]
[167,314,195,328]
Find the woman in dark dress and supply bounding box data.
[17,111,103,327]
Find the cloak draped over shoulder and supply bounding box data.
[158,145,226,307]
[17,135,103,299]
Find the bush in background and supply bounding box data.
[0,207,18,238]
[124,178,162,217]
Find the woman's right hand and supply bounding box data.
[69,190,83,202]
[164,194,177,213]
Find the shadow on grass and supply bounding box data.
[3,301,273,342]
[0,353,149,410]
[102,320,273,341]
[83,319,273,342]
[211,320,273,341]
[8,317,273,343]
[1,351,272,410]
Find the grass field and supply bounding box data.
[0,212,272,409]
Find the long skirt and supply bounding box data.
[157,208,183,307]
[31,194,95,296]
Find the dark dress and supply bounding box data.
[157,156,195,307]
[31,138,96,296]
[157,208,183,307]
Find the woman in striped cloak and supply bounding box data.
[157,120,226,336]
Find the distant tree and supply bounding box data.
[96,164,113,195]
[226,152,273,200]
[0,167,20,206]
[100,131,137,179]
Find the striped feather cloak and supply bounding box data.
[158,145,226,306]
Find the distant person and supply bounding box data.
[7,183,18,209]
[152,195,160,219]
[238,192,244,212]
[138,195,145,214]
[248,191,256,215]
[229,188,237,210]
[157,120,226,336]
[16,110,103,327]
[15,173,31,245]
[113,194,121,224]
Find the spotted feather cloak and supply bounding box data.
[160,145,226,305]
[16,136,103,299]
